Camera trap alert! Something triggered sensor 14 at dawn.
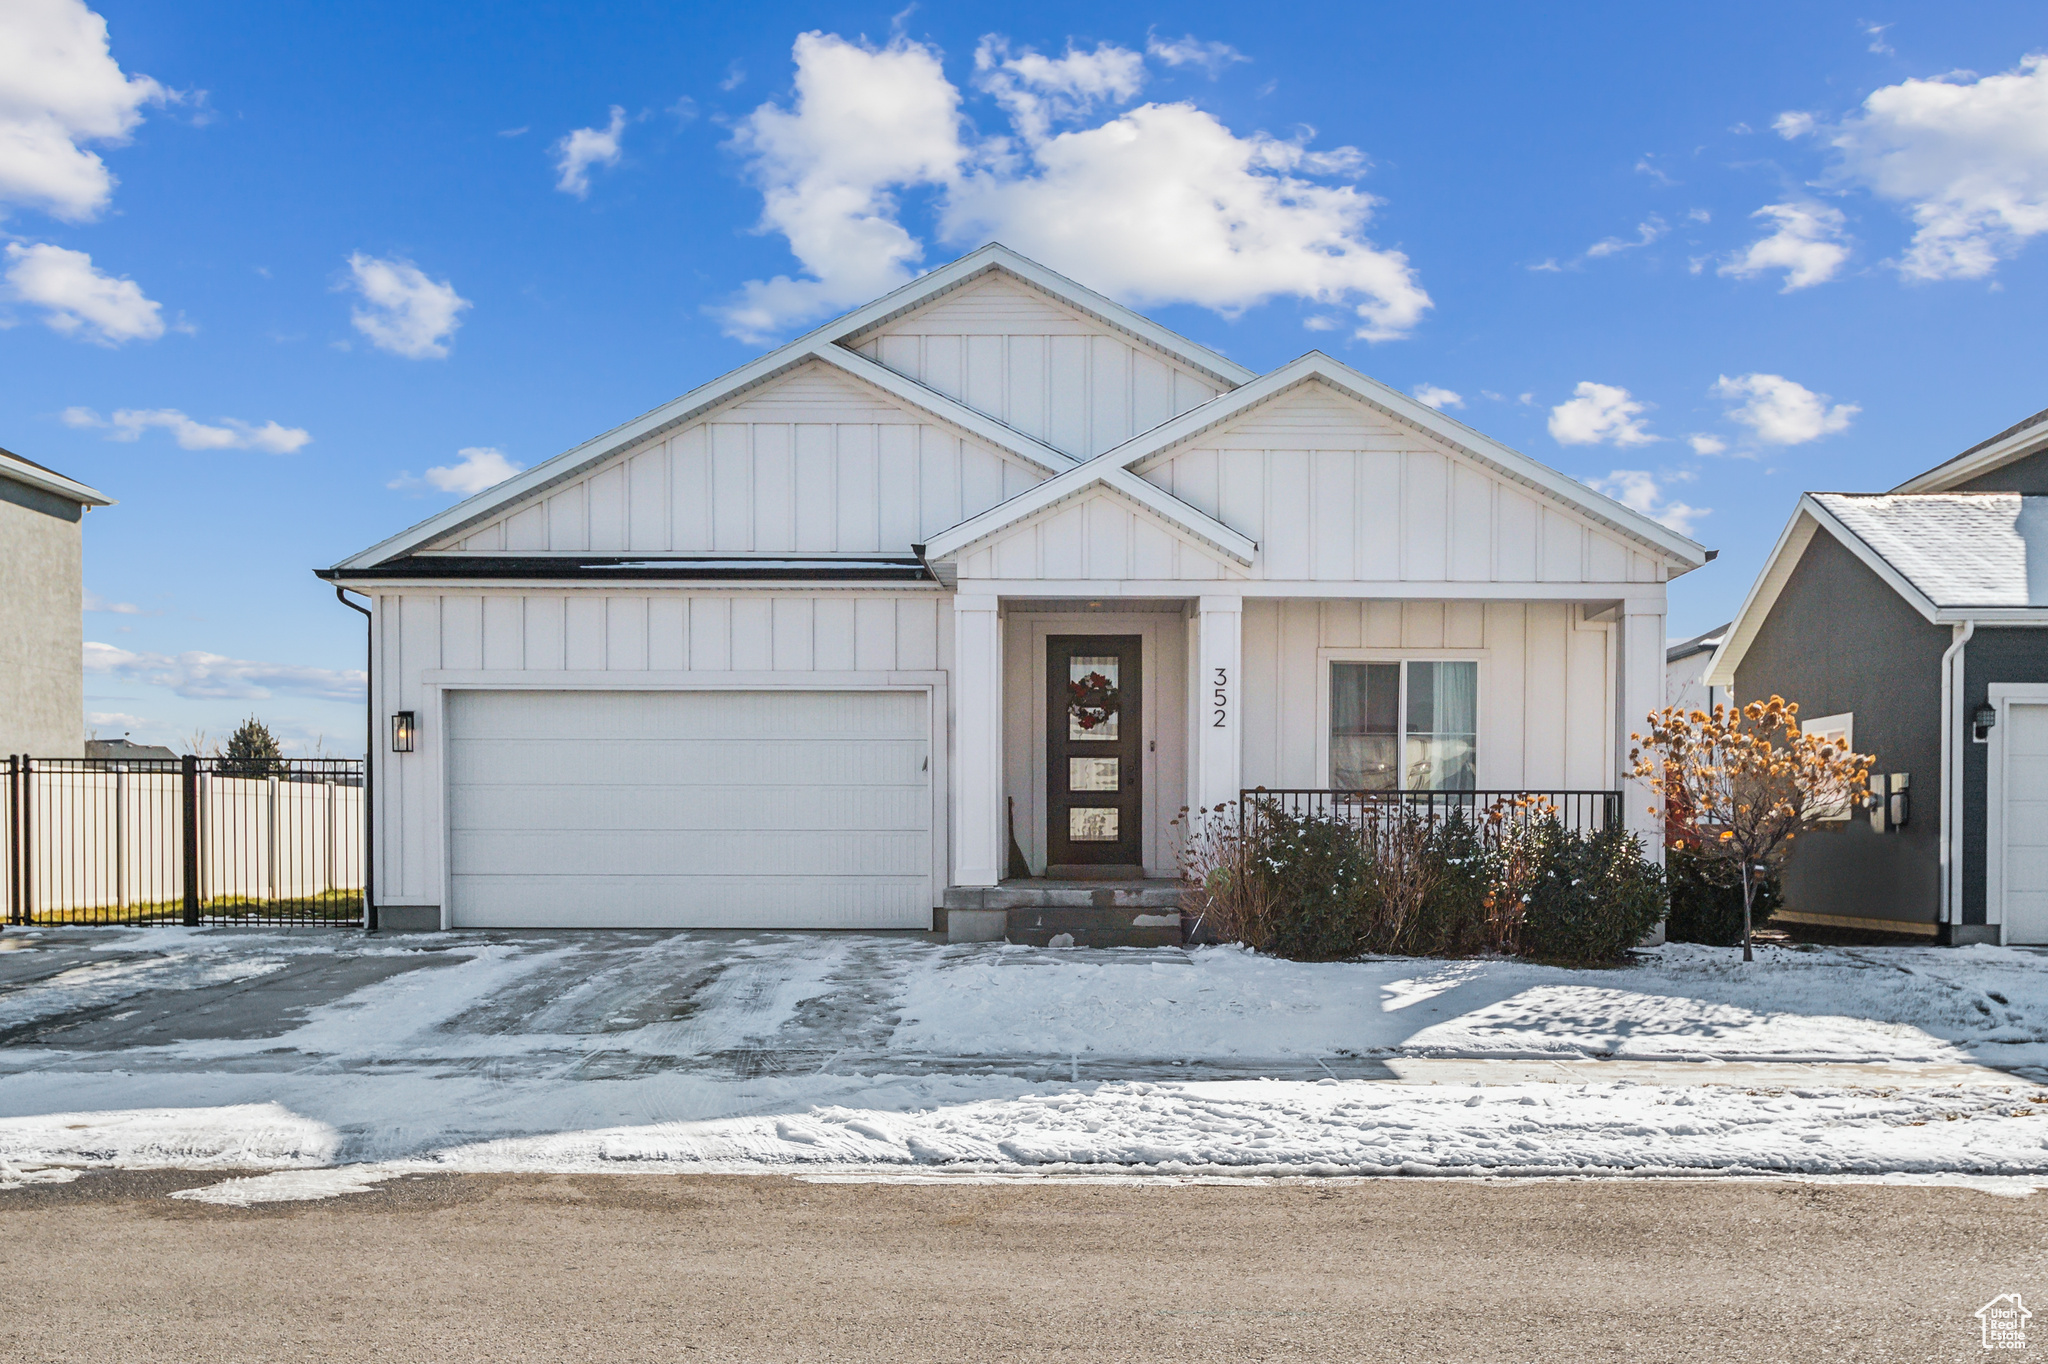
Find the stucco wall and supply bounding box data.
[0,480,84,756]
[1733,531,1946,925]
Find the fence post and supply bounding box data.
[6,756,17,927]
[19,757,31,927]
[181,755,200,926]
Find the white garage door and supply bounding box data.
[446,690,932,929]
[2002,702,2048,945]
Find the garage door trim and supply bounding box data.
[420,671,950,931]
[1987,683,2048,946]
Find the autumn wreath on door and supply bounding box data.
[1068,670,1121,733]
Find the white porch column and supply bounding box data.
[1194,594,1243,812]
[1619,605,1667,867]
[951,593,1004,887]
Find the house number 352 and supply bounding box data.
[1212,667,1229,728]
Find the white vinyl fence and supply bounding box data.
[2,758,364,924]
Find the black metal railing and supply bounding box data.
[3,756,365,927]
[1240,788,1622,843]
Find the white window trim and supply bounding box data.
[1316,649,1487,792]
[1800,711,1855,823]
[1985,684,2048,942]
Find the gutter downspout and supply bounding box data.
[335,587,377,932]
[1939,619,1975,930]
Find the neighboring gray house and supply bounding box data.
[0,446,111,757]
[1665,622,1729,715]
[1707,406,2048,945]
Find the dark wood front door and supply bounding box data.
[1046,635,1142,872]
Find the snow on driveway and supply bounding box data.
[0,928,2043,1196]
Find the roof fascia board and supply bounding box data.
[333,345,822,569]
[0,452,111,507]
[1705,495,1944,688]
[821,344,1076,474]
[335,337,1074,570]
[1891,422,2048,493]
[1114,354,1709,568]
[831,245,1257,390]
[936,471,1256,569]
[922,463,1256,565]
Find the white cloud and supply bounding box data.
[1814,54,2048,280]
[552,105,627,198]
[713,31,1430,345]
[1585,215,1667,258]
[389,446,523,496]
[0,0,164,221]
[64,405,309,453]
[1301,315,1338,331]
[1688,433,1728,455]
[3,241,161,343]
[1775,110,1816,139]
[1411,383,1463,410]
[975,38,1146,144]
[1711,372,1859,445]
[83,588,148,614]
[1548,382,1657,447]
[1584,470,1707,536]
[84,641,366,702]
[343,252,470,358]
[84,710,150,731]
[1144,33,1248,77]
[1718,202,1851,290]
[1863,22,1894,57]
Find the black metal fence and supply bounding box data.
[3,756,365,926]
[1241,788,1622,844]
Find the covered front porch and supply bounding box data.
[945,590,1667,942]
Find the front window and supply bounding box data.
[1331,660,1477,791]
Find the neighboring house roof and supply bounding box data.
[0,445,112,508]
[84,738,177,760]
[1891,402,2048,493]
[1706,492,2048,687]
[1666,622,1729,665]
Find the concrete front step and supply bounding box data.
[944,879,1185,947]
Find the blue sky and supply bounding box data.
[5,1,2046,755]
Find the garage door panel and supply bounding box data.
[453,689,925,741]
[451,829,931,875]
[450,785,930,832]
[451,876,931,928]
[446,689,933,929]
[446,738,928,786]
[2003,704,2048,944]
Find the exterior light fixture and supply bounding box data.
[1974,703,1998,743]
[391,711,417,753]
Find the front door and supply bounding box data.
[1046,635,1143,872]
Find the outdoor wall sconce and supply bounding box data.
[1888,773,1909,829]
[1865,772,1910,832]
[1974,703,1998,743]
[1865,775,1887,832]
[391,711,416,753]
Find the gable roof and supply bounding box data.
[1666,622,1729,666]
[1891,403,2048,493]
[333,244,1255,571]
[938,352,1709,571]
[921,464,1257,567]
[0,445,111,507]
[1706,491,2048,686]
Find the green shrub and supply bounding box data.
[1407,812,1495,956]
[1663,844,1777,946]
[1516,821,1667,965]
[1254,805,1376,960]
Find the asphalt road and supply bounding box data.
[1,1172,2040,1362]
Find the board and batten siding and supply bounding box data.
[955,486,1239,582]
[1240,599,1615,792]
[432,361,1045,555]
[1139,382,1665,585]
[370,588,950,907]
[851,274,1223,459]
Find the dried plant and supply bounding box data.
[1630,695,1872,962]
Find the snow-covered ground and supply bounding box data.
[0,928,2044,1200]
